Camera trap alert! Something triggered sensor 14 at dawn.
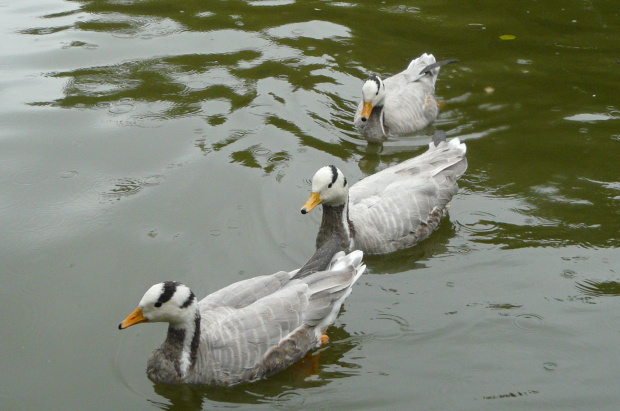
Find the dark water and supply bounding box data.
[1,0,619,409]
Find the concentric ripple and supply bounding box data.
[511,313,544,331]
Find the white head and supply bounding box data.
[119,281,198,329]
[301,165,349,214]
[360,75,385,122]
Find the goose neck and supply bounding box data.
[165,310,201,377]
[317,200,355,251]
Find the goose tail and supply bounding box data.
[408,53,458,85]
[406,53,437,72]
[311,250,366,340]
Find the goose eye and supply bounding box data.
[154,302,162,308]
[328,183,333,188]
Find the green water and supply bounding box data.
[1,0,619,409]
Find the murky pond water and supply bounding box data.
[1,0,619,409]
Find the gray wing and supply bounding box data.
[382,53,449,135]
[302,264,363,327]
[197,283,309,384]
[382,72,437,135]
[199,271,292,311]
[200,235,342,313]
[350,137,467,254]
[198,254,364,383]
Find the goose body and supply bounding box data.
[119,240,365,386]
[353,53,457,142]
[301,131,467,255]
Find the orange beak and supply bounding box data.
[119,307,147,330]
[301,192,322,214]
[361,101,373,120]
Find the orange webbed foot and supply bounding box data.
[321,334,330,346]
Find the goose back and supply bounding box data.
[349,135,467,254]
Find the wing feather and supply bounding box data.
[200,258,363,379]
[350,138,467,253]
[199,271,291,310]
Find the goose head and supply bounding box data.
[119,281,198,330]
[360,75,386,122]
[301,165,348,214]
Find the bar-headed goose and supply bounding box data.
[119,238,365,385]
[353,53,458,142]
[301,131,467,255]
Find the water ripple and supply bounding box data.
[511,313,544,331]
[370,312,412,341]
[105,15,185,39]
[560,269,576,279]
[543,362,558,371]
[575,279,620,297]
[131,114,173,128]
[380,5,421,13]
[102,175,165,201]
[455,214,500,235]
[268,391,305,408]
[60,170,79,179]
[108,102,135,115]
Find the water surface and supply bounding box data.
[1,0,619,409]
